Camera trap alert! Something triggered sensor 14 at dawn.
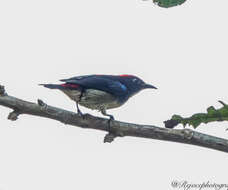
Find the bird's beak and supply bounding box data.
[144,84,157,89]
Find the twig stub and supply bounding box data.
[104,133,117,143]
[37,99,46,106]
[0,85,6,96]
[8,110,21,121]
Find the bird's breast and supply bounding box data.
[61,89,123,110]
[79,89,122,110]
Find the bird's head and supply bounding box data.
[117,75,157,97]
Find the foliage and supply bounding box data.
[164,101,228,128]
[153,0,187,8]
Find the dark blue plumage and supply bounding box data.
[60,75,128,102]
[40,74,157,120]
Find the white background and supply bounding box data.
[0,0,228,189]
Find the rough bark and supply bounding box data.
[0,85,228,153]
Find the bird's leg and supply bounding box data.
[76,89,85,117]
[101,109,114,121]
[101,109,117,143]
[76,102,83,117]
[101,109,114,132]
[101,109,118,143]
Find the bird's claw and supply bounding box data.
[109,115,114,121]
[77,109,85,119]
[107,115,115,134]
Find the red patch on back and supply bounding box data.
[61,84,79,88]
[119,74,134,77]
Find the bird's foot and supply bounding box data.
[109,115,114,121]
[77,109,86,119]
[103,115,117,143]
[107,115,114,132]
[76,102,85,118]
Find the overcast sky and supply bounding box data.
[0,0,228,190]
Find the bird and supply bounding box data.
[40,74,157,120]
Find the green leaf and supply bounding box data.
[153,0,187,8]
[165,101,228,128]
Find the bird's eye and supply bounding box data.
[132,78,137,82]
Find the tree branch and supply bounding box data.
[0,85,228,153]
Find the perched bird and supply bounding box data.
[40,74,157,120]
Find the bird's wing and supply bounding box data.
[60,75,94,82]
[60,75,127,97]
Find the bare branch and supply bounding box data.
[0,85,228,153]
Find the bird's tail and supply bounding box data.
[39,84,64,89]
